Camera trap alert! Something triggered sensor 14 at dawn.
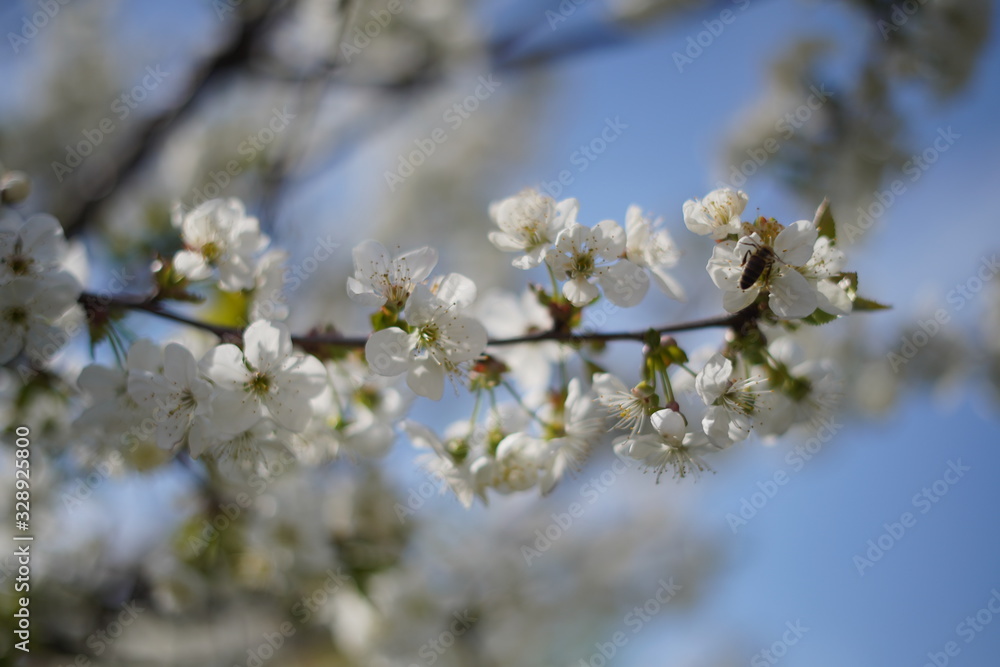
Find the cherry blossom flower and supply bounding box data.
[127,342,214,450]
[614,408,718,480]
[707,222,819,319]
[593,372,657,435]
[682,188,748,239]
[547,220,644,307]
[802,236,853,316]
[695,353,766,446]
[172,198,269,291]
[0,274,81,364]
[537,378,603,494]
[475,289,562,394]
[623,205,685,301]
[346,240,437,308]
[199,320,327,434]
[0,212,77,286]
[403,420,492,508]
[365,276,487,400]
[488,188,576,269]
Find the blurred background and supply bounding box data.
[2,0,1000,664]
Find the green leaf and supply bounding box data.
[853,296,892,311]
[814,198,836,241]
[801,309,838,325]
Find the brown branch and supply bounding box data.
[82,292,745,350]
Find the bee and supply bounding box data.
[739,241,778,290]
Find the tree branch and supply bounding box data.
[82,292,745,350]
[61,1,298,238]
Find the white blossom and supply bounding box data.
[547,220,644,307]
[488,188,576,269]
[403,420,491,508]
[172,198,269,291]
[0,212,77,287]
[0,274,80,364]
[248,249,290,322]
[537,378,603,494]
[365,276,487,400]
[707,222,818,318]
[127,342,214,450]
[802,236,853,316]
[346,240,437,308]
[682,188,747,239]
[614,408,717,480]
[624,204,685,301]
[199,320,327,435]
[475,289,562,394]
[593,372,655,435]
[695,353,766,446]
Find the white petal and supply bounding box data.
[407,361,444,400]
[488,231,525,253]
[695,354,731,404]
[769,269,818,319]
[590,220,626,258]
[774,220,817,266]
[200,344,248,390]
[562,277,599,306]
[433,273,477,309]
[346,276,386,306]
[244,320,291,371]
[599,260,649,307]
[352,240,390,275]
[173,250,212,281]
[817,279,853,316]
[162,343,197,386]
[650,409,686,441]
[722,287,758,313]
[365,328,414,376]
[399,246,438,282]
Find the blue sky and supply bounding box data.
[508,1,1000,664]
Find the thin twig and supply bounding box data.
[84,292,744,349]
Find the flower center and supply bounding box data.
[246,371,272,397]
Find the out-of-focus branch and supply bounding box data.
[62,1,298,238]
